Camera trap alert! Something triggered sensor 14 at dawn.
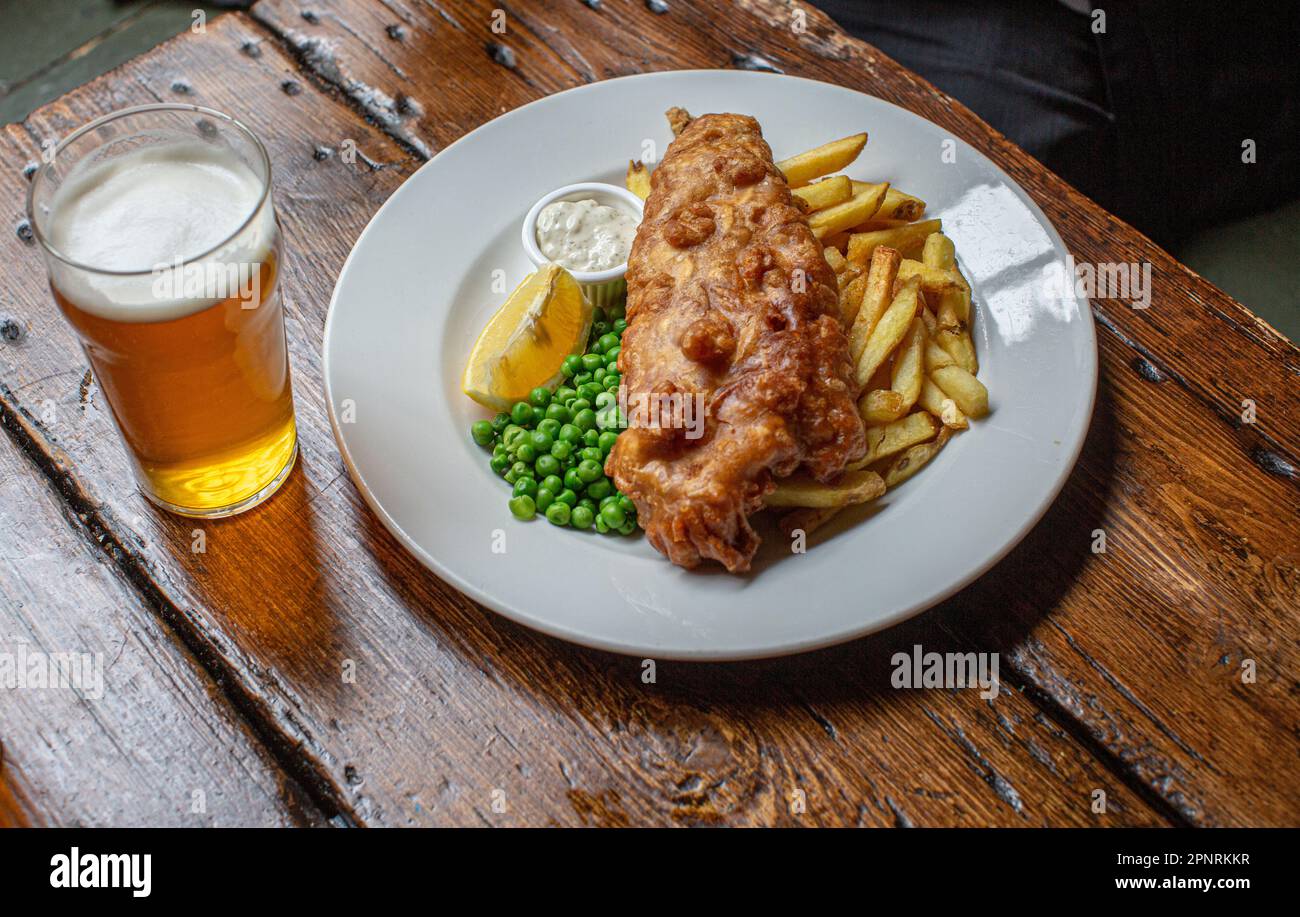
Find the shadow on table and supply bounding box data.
[146,448,350,694]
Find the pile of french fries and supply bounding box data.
[625,129,989,538]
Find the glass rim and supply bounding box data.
[25,103,273,278]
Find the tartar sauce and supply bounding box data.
[536,198,637,273]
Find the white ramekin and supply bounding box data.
[521,182,644,311]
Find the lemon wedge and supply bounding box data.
[461,263,592,411]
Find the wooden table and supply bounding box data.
[1,0,1296,828]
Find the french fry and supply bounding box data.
[767,469,886,509]
[850,218,912,233]
[625,160,651,200]
[875,186,927,221]
[823,245,848,273]
[793,175,852,212]
[919,305,938,335]
[925,339,957,372]
[930,363,989,418]
[919,378,967,429]
[821,230,852,252]
[939,285,972,325]
[855,275,920,389]
[848,246,901,363]
[809,182,888,240]
[838,270,867,327]
[936,327,979,374]
[848,411,939,470]
[889,317,926,411]
[779,506,845,538]
[847,219,942,264]
[778,133,868,186]
[921,231,957,271]
[898,258,965,295]
[880,428,952,487]
[859,389,906,424]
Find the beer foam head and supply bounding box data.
[44,139,275,322]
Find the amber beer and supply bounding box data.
[29,105,297,516]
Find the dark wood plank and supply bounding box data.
[0,10,1173,825]
[240,0,1300,824]
[0,406,323,826]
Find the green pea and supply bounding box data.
[489,454,511,475]
[536,417,561,438]
[577,497,597,512]
[509,495,536,520]
[564,468,585,492]
[502,425,524,447]
[544,403,572,425]
[576,446,600,464]
[546,502,571,526]
[581,353,603,372]
[530,429,554,452]
[471,420,494,446]
[573,372,593,387]
[592,368,606,384]
[550,441,573,461]
[570,398,592,414]
[512,477,538,498]
[555,386,577,404]
[618,494,636,514]
[577,459,603,484]
[558,423,582,444]
[535,489,554,513]
[541,474,563,494]
[591,321,610,338]
[613,319,628,335]
[596,332,620,354]
[556,488,578,507]
[583,429,600,447]
[617,518,637,536]
[595,392,616,410]
[535,454,560,477]
[595,516,610,534]
[605,346,621,365]
[574,408,598,432]
[529,387,552,408]
[561,355,582,378]
[515,443,537,463]
[586,478,612,501]
[491,412,512,433]
[579,382,602,399]
[571,505,594,530]
[510,402,535,426]
[504,469,518,484]
[600,502,626,527]
[509,461,532,479]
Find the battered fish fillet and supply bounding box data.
[607,112,866,572]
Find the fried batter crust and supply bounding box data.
[607,113,866,572]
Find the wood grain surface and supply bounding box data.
[0,402,321,827]
[0,0,1295,827]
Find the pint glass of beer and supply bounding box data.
[27,105,297,517]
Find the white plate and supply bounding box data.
[324,70,1096,661]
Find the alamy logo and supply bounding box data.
[151,256,262,308]
[49,848,151,897]
[0,644,103,699]
[891,644,1000,699]
[1042,254,1152,310]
